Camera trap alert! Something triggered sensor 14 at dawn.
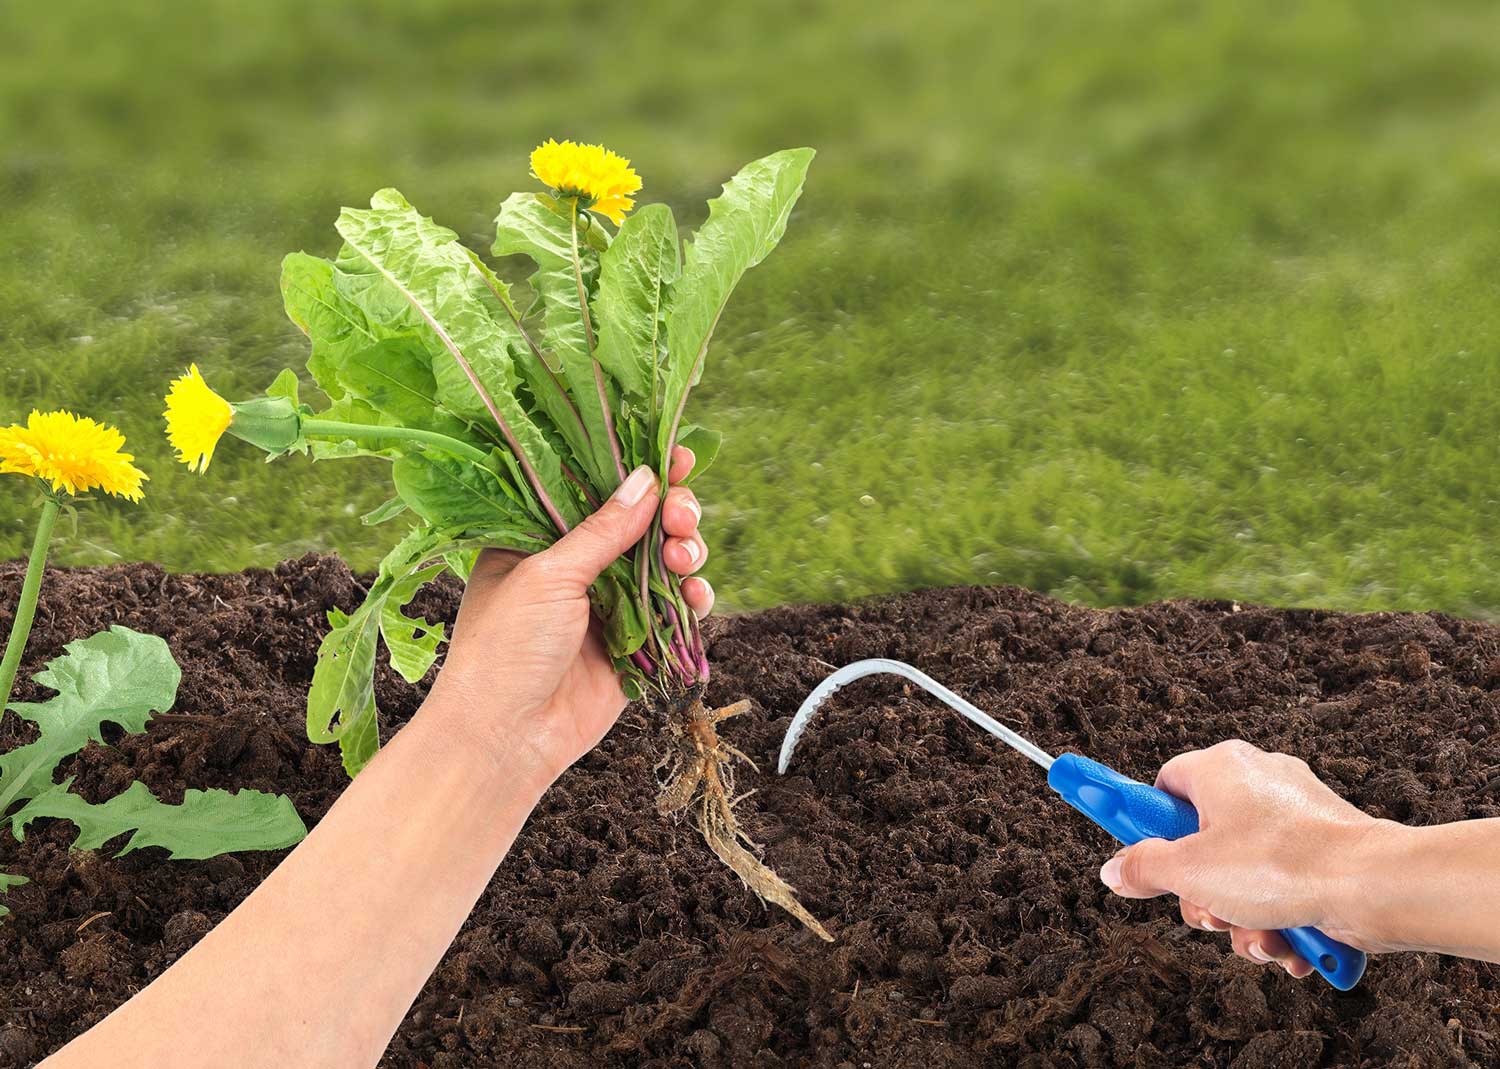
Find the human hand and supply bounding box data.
[423,447,712,788]
[1098,740,1395,977]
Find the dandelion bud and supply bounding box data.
[226,395,304,455]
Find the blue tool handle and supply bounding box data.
[1046,752,1366,991]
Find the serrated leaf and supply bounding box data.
[266,368,302,407]
[1,627,179,817]
[443,550,478,581]
[380,561,447,684]
[11,779,306,860]
[659,148,814,457]
[310,519,559,777]
[0,872,26,920]
[0,628,306,915]
[308,525,452,772]
[594,203,680,407]
[338,699,380,778]
[493,192,622,490]
[337,337,479,446]
[460,246,599,484]
[305,602,381,747]
[333,189,582,530]
[392,451,536,532]
[676,425,723,483]
[360,497,409,526]
[281,252,382,400]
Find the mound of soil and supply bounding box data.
[2,556,1498,1067]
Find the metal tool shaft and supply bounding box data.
[777,658,1055,774]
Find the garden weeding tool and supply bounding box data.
[777,658,1367,990]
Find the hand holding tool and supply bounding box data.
[777,658,1367,990]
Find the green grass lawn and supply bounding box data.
[4,1,1498,617]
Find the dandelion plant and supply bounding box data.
[0,410,147,712]
[166,141,825,935]
[0,627,307,921]
[0,412,305,919]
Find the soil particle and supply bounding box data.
[0,1027,37,1067]
[160,909,213,956]
[2,556,1499,1066]
[1227,1029,1326,1068]
[57,930,131,983]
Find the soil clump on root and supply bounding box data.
[2,555,1498,1067]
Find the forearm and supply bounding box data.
[1339,817,1500,960]
[44,694,552,1069]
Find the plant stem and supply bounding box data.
[568,203,599,354]
[569,200,628,484]
[0,496,59,713]
[635,511,668,635]
[301,420,492,466]
[561,462,602,508]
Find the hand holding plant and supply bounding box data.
[165,140,827,935]
[426,448,708,788]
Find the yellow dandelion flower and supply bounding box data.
[0,410,147,501]
[530,139,642,225]
[164,364,234,473]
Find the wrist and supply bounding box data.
[1325,818,1426,951]
[408,687,561,802]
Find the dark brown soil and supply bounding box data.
[2,556,1499,1068]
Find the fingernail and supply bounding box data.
[1204,918,1231,932]
[1248,942,1273,963]
[1099,858,1123,890]
[612,466,654,508]
[1200,920,1218,932]
[681,539,701,565]
[686,496,702,522]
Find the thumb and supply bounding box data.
[543,465,660,586]
[1100,837,1189,900]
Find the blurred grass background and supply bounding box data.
[3,0,1498,617]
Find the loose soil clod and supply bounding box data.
[2,555,1498,1067]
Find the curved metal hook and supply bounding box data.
[777,658,1054,774]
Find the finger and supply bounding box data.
[661,485,701,538]
[1180,900,1233,933]
[1154,748,1218,803]
[1229,928,1309,976]
[539,466,659,586]
[1251,928,1312,978]
[668,445,696,485]
[1154,739,1261,802]
[1281,954,1315,979]
[1100,838,1188,899]
[682,576,715,617]
[663,533,707,575]
[1230,923,1314,977]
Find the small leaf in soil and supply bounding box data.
[0,871,27,919]
[0,625,308,920]
[10,779,306,860]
